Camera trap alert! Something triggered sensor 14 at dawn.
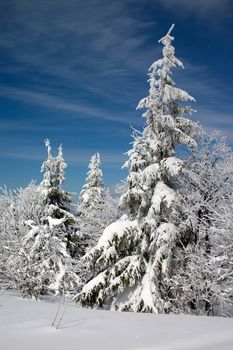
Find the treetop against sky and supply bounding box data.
[0,0,232,192]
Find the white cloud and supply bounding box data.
[0,145,126,166]
[0,84,136,124]
[0,0,156,78]
[157,0,232,19]
[0,0,232,143]
[0,0,160,126]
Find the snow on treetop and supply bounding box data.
[158,23,175,44]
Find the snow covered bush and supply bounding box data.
[0,182,45,293]
[211,187,233,316]
[168,131,233,315]
[75,25,199,312]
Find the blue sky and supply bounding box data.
[0,0,232,194]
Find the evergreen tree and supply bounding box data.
[76,25,198,312]
[12,218,79,298]
[2,141,83,298]
[78,153,118,251]
[78,152,104,212]
[41,139,71,210]
[40,139,83,258]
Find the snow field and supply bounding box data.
[1,293,233,350]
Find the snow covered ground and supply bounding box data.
[1,292,233,350]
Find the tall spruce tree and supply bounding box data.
[76,25,198,312]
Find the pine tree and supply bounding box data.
[76,25,198,312]
[77,153,118,251]
[40,139,83,258]
[2,141,83,298]
[41,139,71,210]
[14,218,79,298]
[78,152,104,212]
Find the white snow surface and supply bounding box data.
[1,292,233,350]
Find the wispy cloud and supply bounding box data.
[0,145,126,166]
[0,119,130,138]
[0,0,156,79]
[0,0,232,191]
[0,0,159,129]
[0,84,136,124]
[157,0,232,19]
[195,108,233,143]
[2,0,231,131]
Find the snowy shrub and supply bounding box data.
[170,131,233,315]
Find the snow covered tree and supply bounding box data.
[211,184,233,316]
[79,189,119,251]
[168,131,233,315]
[76,25,198,312]
[77,153,118,251]
[180,131,233,252]
[0,183,45,294]
[40,139,84,258]
[78,152,104,211]
[8,218,80,298]
[41,139,71,210]
[1,141,84,298]
[0,186,18,288]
